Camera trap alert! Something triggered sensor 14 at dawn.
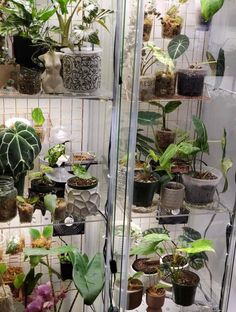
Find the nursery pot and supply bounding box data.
[160,182,185,213]
[0,176,17,222]
[155,71,176,97]
[155,129,176,151]
[182,167,222,205]
[17,203,33,223]
[133,177,158,207]
[13,36,46,69]
[177,68,207,97]
[139,75,155,101]
[146,287,166,312]
[172,270,200,306]
[60,260,73,281]
[161,15,183,39]
[31,178,56,194]
[114,279,143,310]
[62,47,102,93]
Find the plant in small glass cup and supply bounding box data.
[182,116,232,205]
[6,234,25,255]
[161,0,188,39]
[31,107,46,143]
[143,1,161,42]
[0,263,16,311]
[61,1,113,93]
[29,225,53,249]
[44,194,67,221]
[16,196,38,223]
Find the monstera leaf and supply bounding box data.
[0,121,41,181]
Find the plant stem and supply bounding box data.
[68,291,79,312]
[46,255,57,312]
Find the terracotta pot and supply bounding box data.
[139,75,155,101]
[155,71,176,97]
[146,287,166,312]
[160,182,185,213]
[155,129,176,151]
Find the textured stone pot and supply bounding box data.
[160,182,185,213]
[182,167,222,205]
[139,75,155,101]
[62,47,102,93]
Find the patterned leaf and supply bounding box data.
[0,121,41,181]
[167,35,189,60]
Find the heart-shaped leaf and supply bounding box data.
[168,35,190,60]
[138,111,162,126]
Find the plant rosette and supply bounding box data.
[182,167,223,206]
[177,67,207,97]
[172,270,200,306]
[131,258,160,289]
[61,47,102,94]
[146,286,166,312]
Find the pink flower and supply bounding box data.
[26,296,43,312]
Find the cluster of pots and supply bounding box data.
[139,67,207,101]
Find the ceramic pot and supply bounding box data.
[62,47,102,93]
[172,270,200,306]
[155,129,176,151]
[146,287,166,312]
[182,167,222,205]
[177,68,207,96]
[155,71,176,97]
[139,75,155,101]
[160,182,185,213]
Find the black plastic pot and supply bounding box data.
[31,179,56,194]
[60,261,73,281]
[13,36,46,69]
[172,270,200,306]
[133,179,158,207]
[177,68,207,96]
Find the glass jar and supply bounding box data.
[0,176,17,222]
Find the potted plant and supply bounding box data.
[61,1,113,93]
[0,263,16,311]
[16,196,38,223]
[143,2,161,42]
[0,121,41,195]
[31,107,46,143]
[161,1,188,39]
[29,226,53,249]
[44,193,67,221]
[146,283,169,312]
[6,234,25,255]
[114,272,144,310]
[30,165,56,195]
[0,0,56,69]
[59,254,72,281]
[182,116,232,205]
[44,141,69,167]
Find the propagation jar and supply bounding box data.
[0,176,17,222]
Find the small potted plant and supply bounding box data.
[143,1,161,41]
[146,283,169,312]
[16,196,38,223]
[0,263,15,311]
[29,226,53,249]
[59,254,72,281]
[44,141,69,167]
[30,165,56,194]
[161,1,188,39]
[6,234,25,255]
[0,121,41,195]
[44,193,67,221]
[31,107,46,143]
[182,117,232,205]
[114,272,144,310]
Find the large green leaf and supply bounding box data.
[164,101,182,114]
[130,242,159,256]
[24,245,75,257]
[177,239,215,254]
[200,0,224,21]
[138,111,162,126]
[167,35,190,60]
[70,251,105,306]
[143,233,170,243]
[0,122,41,181]
[214,48,225,89]
[159,144,178,168]
[192,116,209,153]
[44,194,57,214]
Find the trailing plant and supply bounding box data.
[0,121,41,188]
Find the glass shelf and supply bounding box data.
[0,89,113,101]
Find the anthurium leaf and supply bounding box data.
[192,116,209,153]
[29,228,41,240]
[138,111,162,126]
[214,48,225,89]
[13,273,25,289]
[167,35,189,60]
[188,252,208,270]
[137,133,155,143]
[200,0,224,21]
[44,194,57,214]
[177,239,215,254]
[29,256,41,267]
[72,251,105,305]
[149,149,159,163]
[32,108,45,126]
[0,122,41,181]
[164,101,182,114]
[72,164,92,179]
[24,268,43,296]
[178,142,200,155]
[206,51,216,75]
[43,225,53,239]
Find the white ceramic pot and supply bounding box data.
[61,47,102,93]
[131,259,160,289]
